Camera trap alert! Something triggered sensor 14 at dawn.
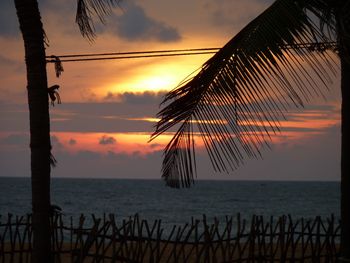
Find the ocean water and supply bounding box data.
[0,177,340,228]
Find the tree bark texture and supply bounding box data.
[341,58,350,261]
[14,0,52,262]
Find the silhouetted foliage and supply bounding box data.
[152,0,338,188]
[153,0,350,260]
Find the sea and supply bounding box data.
[0,177,340,229]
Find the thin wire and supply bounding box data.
[47,51,217,62]
[46,42,337,63]
[46,47,220,59]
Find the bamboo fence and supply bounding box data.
[0,213,341,262]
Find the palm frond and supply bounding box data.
[76,0,121,40]
[151,0,339,188]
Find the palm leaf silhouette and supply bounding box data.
[76,0,121,40]
[151,0,338,188]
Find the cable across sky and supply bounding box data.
[45,42,337,64]
[46,48,220,63]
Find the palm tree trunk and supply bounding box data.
[14,0,52,262]
[338,1,350,261]
[341,56,350,261]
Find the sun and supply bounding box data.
[110,66,182,94]
[133,74,178,92]
[103,55,209,95]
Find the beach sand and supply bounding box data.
[1,241,340,262]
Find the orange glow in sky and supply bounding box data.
[98,55,211,97]
[49,107,339,156]
[50,132,205,155]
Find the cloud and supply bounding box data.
[1,97,340,139]
[150,143,162,149]
[0,1,20,38]
[104,92,121,102]
[108,1,181,42]
[1,133,28,145]
[103,91,166,104]
[0,55,19,67]
[0,0,72,39]
[0,53,25,79]
[73,150,101,160]
[0,122,340,182]
[68,138,77,145]
[122,91,166,104]
[99,135,117,145]
[51,135,64,149]
[203,0,272,30]
[9,93,158,133]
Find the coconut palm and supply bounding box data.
[152,0,349,260]
[13,0,119,261]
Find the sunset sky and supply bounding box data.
[0,0,341,181]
